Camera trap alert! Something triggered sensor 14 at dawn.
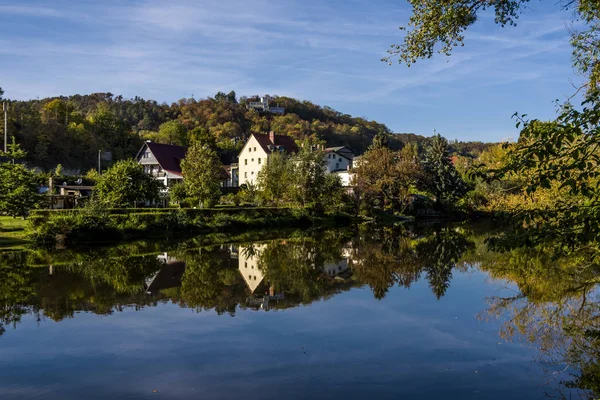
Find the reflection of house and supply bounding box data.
[145,253,186,295]
[238,132,299,185]
[323,258,350,277]
[238,245,266,293]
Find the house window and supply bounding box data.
[251,158,254,162]
[245,172,247,178]
[245,262,247,268]
[249,148,251,153]
[258,158,261,164]
[251,171,254,175]
[245,159,247,165]
[339,158,342,162]
[254,147,256,151]
[336,163,339,169]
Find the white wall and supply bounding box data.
[239,135,268,186]
[324,152,351,172]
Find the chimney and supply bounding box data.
[269,131,275,144]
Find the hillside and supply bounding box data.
[1,90,494,171]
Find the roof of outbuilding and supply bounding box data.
[252,133,299,155]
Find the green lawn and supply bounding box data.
[0,216,30,248]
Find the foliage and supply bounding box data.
[256,152,290,205]
[383,0,600,91]
[423,134,468,204]
[0,139,40,217]
[181,140,224,207]
[94,159,162,208]
[353,145,426,214]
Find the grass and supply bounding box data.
[0,216,31,249]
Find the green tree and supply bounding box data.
[0,139,40,217]
[157,120,188,146]
[423,134,468,204]
[288,148,329,206]
[94,159,161,208]
[256,152,291,205]
[181,140,224,207]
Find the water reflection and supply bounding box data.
[0,223,599,398]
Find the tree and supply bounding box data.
[157,120,188,146]
[423,134,468,204]
[54,164,63,177]
[181,140,224,207]
[0,139,40,217]
[256,151,291,205]
[382,0,599,90]
[288,148,328,206]
[354,146,426,213]
[370,132,389,150]
[94,159,161,208]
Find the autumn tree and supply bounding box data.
[181,140,224,207]
[354,146,426,213]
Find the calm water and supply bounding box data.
[0,223,598,399]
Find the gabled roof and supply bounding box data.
[252,133,299,155]
[325,146,355,159]
[138,142,187,177]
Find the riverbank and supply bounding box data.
[27,207,357,247]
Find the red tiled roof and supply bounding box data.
[145,142,187,176]
[252,133,299,154]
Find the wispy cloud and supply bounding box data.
[0,0,580,140]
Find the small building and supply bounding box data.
[238,132,299,186]
[246,95,285,115]
[58,185,94,197]
[136,141,186,189]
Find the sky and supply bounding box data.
[0,0,584,142]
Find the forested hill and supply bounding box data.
[1,90,494,171]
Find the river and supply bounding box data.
[0,222,598,399]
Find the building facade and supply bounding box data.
[238,132,299,186]
[136,141,186,189]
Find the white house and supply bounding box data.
[238,132,299,186]
[136,141,238,190]
[247,95,285,115]
[324,146,354,173]
[136,141,186,189]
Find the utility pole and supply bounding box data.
[3,102,8,154]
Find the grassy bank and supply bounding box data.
[0,216,31,249]
[27,207,356,247]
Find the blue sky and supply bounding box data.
[0,0,583,142]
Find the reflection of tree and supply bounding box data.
[351,225,473,299]
[418,228,473,299]
[480,247,600,399]
[258,232,350,303]
[0,255,39,336]
[177,248,246,316]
